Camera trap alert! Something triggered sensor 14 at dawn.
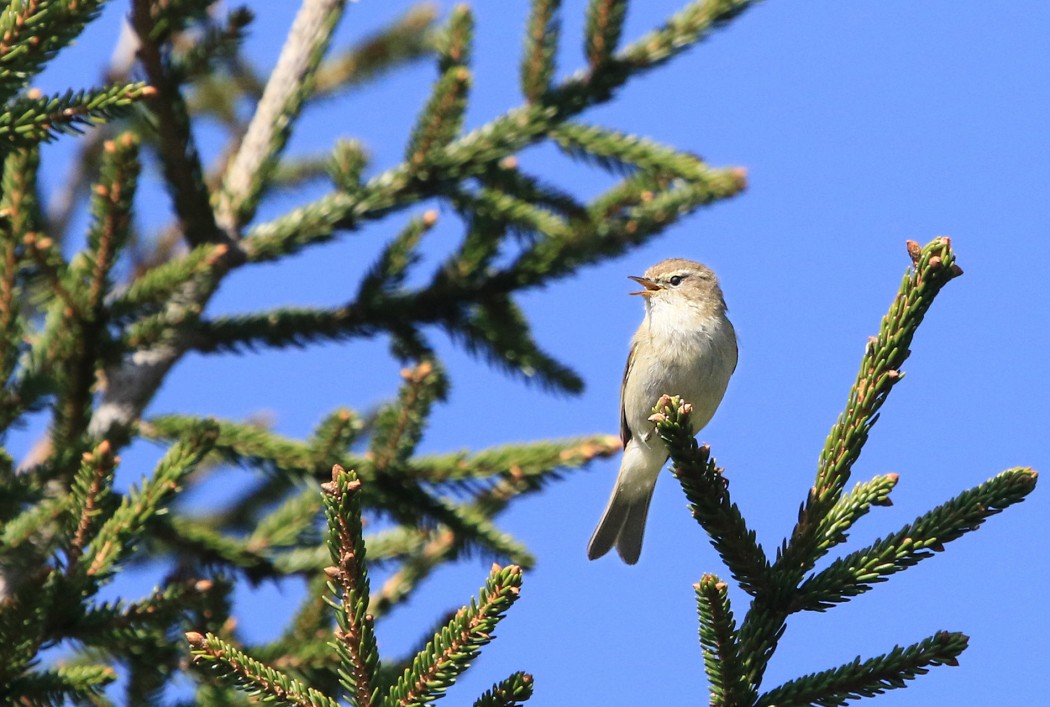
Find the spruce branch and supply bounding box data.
[585,0,628,71]
[22,230,80,321]
[328,138,369,192]
[372,482,535,567]
[72,577,230,649]
[249,486,324,552]
[321,465,381,707]
[61,578,230,702]
[150,401,553,563]
[187,475,529,705]
[0,572,58,691]
[243,0,750,262]
[736,603,789,697]
[216,0,348,232]
[183,11,264,128]
[0,148,37,411]
[696,574,752,707]
[386,563,523,706]
[310,407,364,461]
[776,237,964,584]
[187,158,723,365]
[46,14,139,247]
[109,241,229,319]
[131,0,226,247]
[0,146,43,243]
[473,671,534,707]
[733,239,968,693]
[521,0,561,102]
[422,434,620,482]
[188,631,341,707]
[0,0,108,103]
[0,493,68,551]
[81,132,141,311]
[84,421,217,579]
[91,0,753,447]
[670,238,1034,703]
[474,157,588,223]
[438,202,506,284]
[158,515,279,581]
[453,294,584,394]
[144,413,350,482]
[270,152,335,190]
[514,165,746,278]
[435,3,474,71]
[620,0,755,71]
[406,6,473,171]
[2,664,116,705]
[795,467,1037,613]
[0,83,154,151]
[20,234,77,325]
[370,359,447,473]
[811,473,898,560]
[587,168,671,220]
[756,631,969,707]
[175,6,255,83]
[311,3,439,99]
[552,121,713,179]
[180,303,367,353]
[449,183,576,242]
[356,210,437,302]
[64,440,119,573]
[652,395,771,596]
[368,528,457,618]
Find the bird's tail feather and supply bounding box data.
[587,443,662,564]
[587,489,627,561]
[613,494,653,565]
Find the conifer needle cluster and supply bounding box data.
[651,238,1036,706]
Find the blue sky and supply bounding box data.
[31,1,1049,704]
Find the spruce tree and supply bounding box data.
[0,1,1035,705]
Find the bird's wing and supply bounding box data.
[620,340,637,446]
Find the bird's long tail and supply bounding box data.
[587,442,664,564]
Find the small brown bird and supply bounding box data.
[588,258,737,564]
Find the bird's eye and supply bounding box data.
[669,275,683,286]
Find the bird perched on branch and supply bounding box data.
[588,258,737,564]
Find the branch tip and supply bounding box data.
[906,240,922,263]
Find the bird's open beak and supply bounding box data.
[628,275,661,297]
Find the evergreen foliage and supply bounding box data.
[0,1,1034,705]
[651,238,1036,706]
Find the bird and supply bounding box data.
[588,258,737,564]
